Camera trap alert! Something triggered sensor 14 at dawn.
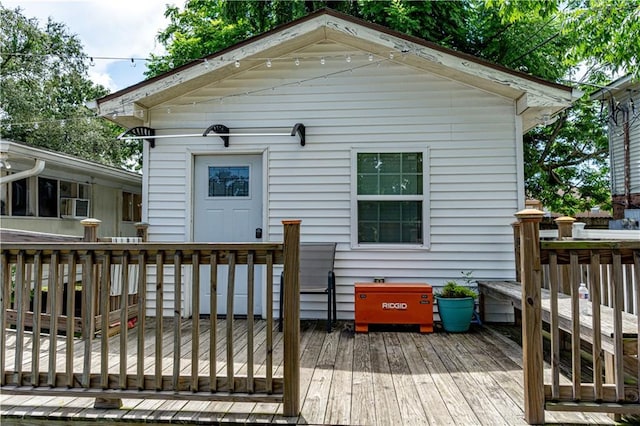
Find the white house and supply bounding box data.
[95,9,578,320]
[0,139,142,239]
[591,75,640,220]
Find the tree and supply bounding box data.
[145,0,470,77]
[0,6,135,168]
[147,0,637,214]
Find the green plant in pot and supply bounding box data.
[435,272,477,332]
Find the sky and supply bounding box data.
[4,0,173,92]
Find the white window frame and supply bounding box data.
[350,147,430,250]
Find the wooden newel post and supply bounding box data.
[80,218,101,242]
[554,216,575,240]
[134,222,149,241]
[515,208,545,425]
[282,219,301,417]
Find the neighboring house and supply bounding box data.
[94,9,578,320]
[591,75,640,220]
[0,139,142,238]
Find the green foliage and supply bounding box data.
[436,272,478,299]
[0,6,132,168]
[524,97,611,215]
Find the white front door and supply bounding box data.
[194,154,263,316]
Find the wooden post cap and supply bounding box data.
[80,218,102,227]
[554,216,576,225]
[514,209,545,220]
[281,219,302,225]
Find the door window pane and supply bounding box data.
[208,166,249,197]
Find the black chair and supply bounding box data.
[279,242,337,333]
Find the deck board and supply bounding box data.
[1,320,618,425]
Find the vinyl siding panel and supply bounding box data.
[143,43,519,318]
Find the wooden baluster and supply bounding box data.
[569,251,581,399]
[81,250,94,388]
[155,252,164,391]
[47,251,60,387]
[173,250,182,392]
[247,251,255,394]
[66,252,77,388]
[119,251,130,390]
[0,251,9,385]
[266,252,274,394]
[13,251,26,386]
[136,251,147,390]
[191,251,200,392]
[282,219,301,417]
[549,252,560,400]
[210,251,218,392]
[612,251,624,400]
[226,251,236,392]
[515,209,544,425]
[31,252,43,386]
[634,249,640,400]
[100,252,111,389]
[590,251,603,401]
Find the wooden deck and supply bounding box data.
[0,319,618,425]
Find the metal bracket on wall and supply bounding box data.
[117,126,156,147]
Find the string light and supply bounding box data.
[234,60,240,68]
[266,59,272,68]
[149,57,388,114]
[320,57,325,65]
[368,53,374,61]
[294,58,300,66]
[346,55,352,63]
[130,58,136,68]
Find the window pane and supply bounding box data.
[380,174,402,195]
[357,201,422,244]
[402,174,422,195]
[11,178,28,216]
[38,177,58,217]
[208,166,249,197]
[379,153,401,173]
[357,174,378,195]
[357,153,379,174]
[133,193,142,222]
[357,152,422,195]
[402,152,422,173]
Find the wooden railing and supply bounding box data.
[516,209,640,423]
[0,220,301,416]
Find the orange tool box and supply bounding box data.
[354,283,433,333]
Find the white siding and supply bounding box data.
[144,43,519,319]
[609,87,640,195]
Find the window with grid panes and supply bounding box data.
[356,152,424,244]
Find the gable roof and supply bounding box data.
[590,74,638,101]
[95,8,578,132]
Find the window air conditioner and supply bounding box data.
[61,198,90,219]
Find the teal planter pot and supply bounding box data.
[436,296,475,332]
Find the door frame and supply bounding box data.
[183,148,269,318]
